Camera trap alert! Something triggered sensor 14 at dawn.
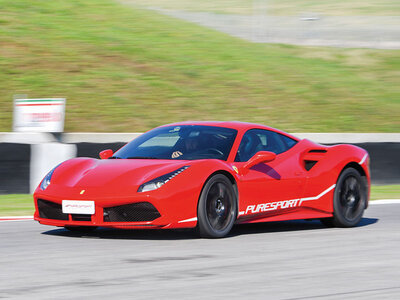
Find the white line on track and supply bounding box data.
[369,199,400,205]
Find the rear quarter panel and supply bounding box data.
[302,142,370,213]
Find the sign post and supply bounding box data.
[13,98,66,132]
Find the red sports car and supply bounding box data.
[34,122,370,238]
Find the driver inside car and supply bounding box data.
[171,131,201,158]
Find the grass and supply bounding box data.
[0,194,35,217]
[0,0,399,133]
[122,0,400,16]
[1,185,399,216]
[370,185,400,201]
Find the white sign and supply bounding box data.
[13,98,66,132]
[62,200,95,215]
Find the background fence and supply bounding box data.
[1,132,399,194]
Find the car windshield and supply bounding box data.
[113,125,238,160]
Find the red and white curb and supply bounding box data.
[0,200,399,223]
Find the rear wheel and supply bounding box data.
[197,174,237,238]
[321,167,367,227]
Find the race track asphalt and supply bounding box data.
[1,203,399,299]
[147,8,400,49]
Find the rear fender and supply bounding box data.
[301,143,369,213]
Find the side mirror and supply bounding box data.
[243,151,276,169]
[99,149,113,159]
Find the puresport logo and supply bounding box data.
[245,199,300,214]
[243,184,337,215]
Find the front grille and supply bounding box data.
[104,202,161,222]
[37,199,68,220]
[71,214,92,221]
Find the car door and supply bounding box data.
[233,129,306,217]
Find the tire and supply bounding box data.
[321,167,367,228]
[197,174,237,238]
[64,226,97,233]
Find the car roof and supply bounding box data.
[160,121,299,141]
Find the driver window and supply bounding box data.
[235,129,296,162]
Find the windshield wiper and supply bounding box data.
[126,156,158,159]
[108,156,121,159]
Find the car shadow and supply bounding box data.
[41,227,199,240]
[228,217,379,237]
[41,217,379,240]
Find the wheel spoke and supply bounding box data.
[208,184,219,199]
[344,205,353,220]
[209,215,220,229]
[207,199,217,217]
[343,179,350,195]
[217,183,226,199]
[348,177,357,191]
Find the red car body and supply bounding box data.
[33,121,370,232]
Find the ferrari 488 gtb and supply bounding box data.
[34,122,370,238]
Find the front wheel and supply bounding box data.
[321,167,367,227]
[197,174,237,238]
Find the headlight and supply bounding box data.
[138,166,190,192]
[39,166,58,190]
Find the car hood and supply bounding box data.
[51,157,190,189]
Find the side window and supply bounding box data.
[279,134,297,149]
[235,129,297,162]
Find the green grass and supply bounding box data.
[0,0,399,133]
[122,0,400,16]
[370,185,400,201]
[1,185,399,216]
[0,194,35,217]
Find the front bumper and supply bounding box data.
[33,189,198,229]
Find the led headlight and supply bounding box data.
[138,166,190,193]
[40,166,58,190]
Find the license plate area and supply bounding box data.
[62,200,95,215]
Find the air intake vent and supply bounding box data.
[37,199,69,220]
[71,214,92,221]
[104,202,161,222]
[308,149,327,153]
[302,149,327,171]
[304,161,317,171]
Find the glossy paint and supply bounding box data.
[33,122,370,229]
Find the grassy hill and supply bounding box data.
[0,0,399,132]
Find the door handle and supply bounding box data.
[295,171,303,176]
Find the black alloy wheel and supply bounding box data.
[321,167,367,227]
[197,174,237,238]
